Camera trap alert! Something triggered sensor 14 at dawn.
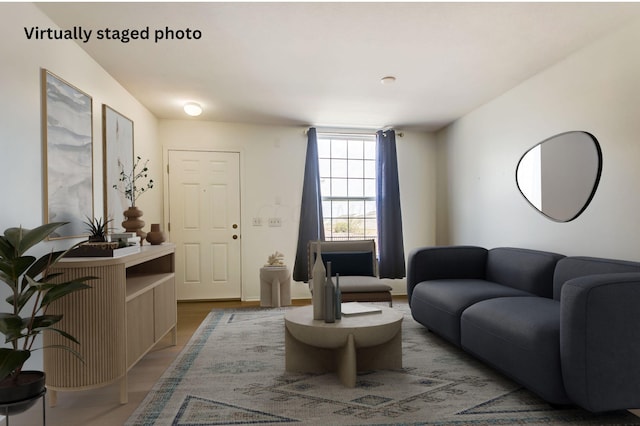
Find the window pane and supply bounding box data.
[348,139,363,158]
[320,178,331,196]
[332,140,347,158]
[348,200,364,217]
[333,178,348,197]
[318,139,331,158]
[348,178,364,197]
[319,159,331,177]
[332,159,348,178]
[331,200,348,218]
[365,200,377,217]
[364,178,376,197]
[348,159,363,178]
[364,140,376,159]
[364,160,376,179]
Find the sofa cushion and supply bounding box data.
[461,297,571,404]
[553,256,640,300]
[486,247,564,298]
[318,251,374,277]
[410,279,531,346]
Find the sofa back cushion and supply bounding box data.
[553,256,640,300]
[486,247,565,298]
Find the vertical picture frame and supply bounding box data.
[42,69,93,239]
[103,104,134,231]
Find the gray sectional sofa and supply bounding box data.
[407,246,640,413]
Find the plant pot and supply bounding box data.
[122,206,146,244]
[0,371,45,415]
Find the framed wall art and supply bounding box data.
[102,104,134,231]
[42,69,93,239]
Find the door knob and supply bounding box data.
[233,235,238,239]
[232,224,238,229]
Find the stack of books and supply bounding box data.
[108,232,141,247]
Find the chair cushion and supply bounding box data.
[410,279,532,346]
[335,276,391,292]
[461,297,570,404]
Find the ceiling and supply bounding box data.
[37,2,640,131]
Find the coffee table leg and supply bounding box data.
[337,333,357,387]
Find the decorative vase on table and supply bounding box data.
[324,261,336,323]
[122,206,146,244]
[146,223,166,245]
[312,241,326,320]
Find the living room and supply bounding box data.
[2,2,640,425]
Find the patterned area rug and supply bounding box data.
[126,304,640,425]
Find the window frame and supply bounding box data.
[317,132,378,243]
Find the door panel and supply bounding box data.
[168,150,241,300]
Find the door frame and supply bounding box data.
[163,147,244,300]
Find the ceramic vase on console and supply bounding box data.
[122,206,146,245]
[312,241,326,320]
[146,223,166,245]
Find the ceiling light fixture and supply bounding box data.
[183,102,202,117]
[380,76,396,85]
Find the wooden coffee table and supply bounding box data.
[284,305,403,387]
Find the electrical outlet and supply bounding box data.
[268,217,282,227]
[252,217,262,226]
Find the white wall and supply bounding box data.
[437,18,640,261]
[0,3,160,237]
[160,121,437,300]
[0,3,160,371]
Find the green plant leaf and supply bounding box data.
[40,280,92,307]
[29,314,63,330]
[40,344,84,362]
[0,313,25,343]
[0,236,14,261]
[0,348,30,381]
[5,286,36,310]
[5,223,67,257]
[0,256,35,287]
[40,327,81,345]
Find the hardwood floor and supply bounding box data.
[11,299,311,426]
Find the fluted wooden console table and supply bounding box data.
[43,244,176,406]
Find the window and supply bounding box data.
[317,133,377,243]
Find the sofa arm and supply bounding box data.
[561,272,640,412]
[406,246,487,304]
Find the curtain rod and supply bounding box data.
[304,128,404,137]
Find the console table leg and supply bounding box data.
[120,376,128,404]
[337,334,357,388]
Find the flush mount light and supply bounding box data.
[183,102,202,116]
[380,76,396,85]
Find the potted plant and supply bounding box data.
[83,216,113,243]
[113,156,154,240]
[0,222,93,412]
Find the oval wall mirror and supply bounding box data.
[516,131,602,222]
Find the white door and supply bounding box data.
[168,150,241,300]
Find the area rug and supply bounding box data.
[126,304,640,425]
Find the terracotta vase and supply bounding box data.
[146,223,166,245]
[122,206,146,245]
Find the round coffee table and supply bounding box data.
[284,305,403,387]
